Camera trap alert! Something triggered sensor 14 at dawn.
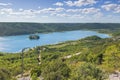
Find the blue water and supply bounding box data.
[0,30,110,53]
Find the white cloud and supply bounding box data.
[93,12,103,18]
[101,4,117,11]
[0,7,102,21]
[55,7,65,12]
[0,3,12,6]
[66,7,100,14]
[0,8,36,18]
[19,8,24,11]
[50,13,84,19]
[65,0,97,7]
[0,0,119,23]
[41,16,48,18]
[0,8,13,14]
[38,6,41,9]
[54,2,63,6]
[101,4,120,13]
[36,7,65,13]
[56,13,70,17]
[115,5,120,13]
[71,14,84,18]
[65,1,73,7]
[0,7,65,19]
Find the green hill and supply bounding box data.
[0,35,120,80]
[0,22,120,36]
[0,23,120,80]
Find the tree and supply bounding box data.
[97,53,103,65]
[41,59,70,80]
[0,68,11,80]
[103,44,120,71]
[71,63,106,80]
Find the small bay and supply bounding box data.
[0,30,110,53]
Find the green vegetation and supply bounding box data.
[71,63,106,80]
[0,35,120,80]
[29,34,40,40]
[0,23,120,36]
[41,59,70,80]
[0,68,11,80]
[0,23,120,80]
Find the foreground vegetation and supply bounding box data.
[0,35,120,80]
[0,23,120,80]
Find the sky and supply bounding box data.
[0,0,120,23]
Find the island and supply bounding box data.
[29,34,40,40]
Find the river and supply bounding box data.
[0,30,110,53]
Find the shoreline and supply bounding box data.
[0,31,110,53]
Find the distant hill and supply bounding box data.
[0,22,120,36]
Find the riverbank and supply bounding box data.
[0,30,110,53]
[0,23,120,36]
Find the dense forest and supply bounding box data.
[0,23,120,80]
[0,22,120,36]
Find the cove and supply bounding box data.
[0,30,110,53]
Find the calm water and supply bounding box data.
[0,30,110,53]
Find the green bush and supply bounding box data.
[42,59,70,80]
[0,68,11,80]
[71,63,107,80]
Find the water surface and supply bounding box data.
[0,30,110,53]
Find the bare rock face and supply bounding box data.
[113,36,120,41]
[109,71,120,80]
[17,76,31,80]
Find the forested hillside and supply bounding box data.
[0,35,120,80]
[0,23,120,36]
[0,23,120,80]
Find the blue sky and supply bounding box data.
[0,0,120,23]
